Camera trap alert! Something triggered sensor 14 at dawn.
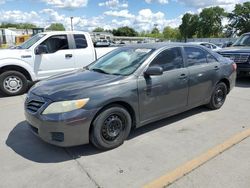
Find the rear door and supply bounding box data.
[184,46,220,106]
[138,47,189,124]
[34,34,76,79]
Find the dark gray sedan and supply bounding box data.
[25,43,236,150]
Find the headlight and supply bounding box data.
[42,98,89,115]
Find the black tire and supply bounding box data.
[90,105,132,150]
[207,82,227,110]
[0,71,28,96]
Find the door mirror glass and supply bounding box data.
[145,66,163,76]
[35,45,48,55]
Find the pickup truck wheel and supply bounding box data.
[207,82,227,110]
[0,71,28,96]
[90,105,132,150]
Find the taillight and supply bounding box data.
[232,63,237,71]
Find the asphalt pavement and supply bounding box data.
[0,78,249,188]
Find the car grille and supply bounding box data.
[221,54,250,64]
[26,100,45,113]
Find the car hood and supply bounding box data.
[0,49,32,60]
[218,46,250,54]
[30,69,123,101]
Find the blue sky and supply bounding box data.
[0,0,247,32]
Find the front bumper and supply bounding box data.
[24,94,98,147]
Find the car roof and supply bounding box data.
[188,42,213,45]
[122,42,208,50]
[41,31,88,35]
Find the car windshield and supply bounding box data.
[19,34,46,49]
[88,47,155,76]
[233,34,250,47]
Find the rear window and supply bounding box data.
[74,34,88,49]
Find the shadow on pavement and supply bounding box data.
[236,77,250,88]
[129,106,208,140]
[6,121,103,163]
[6,106,207,163]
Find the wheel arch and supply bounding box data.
[89,101,137,137]
[0,65,32,81]
[218,78,230,94]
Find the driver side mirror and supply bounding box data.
[144,66,163,76]
[35,45,48,55]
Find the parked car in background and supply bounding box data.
[0,31,116,96]
[218,32,250,77]
[189,42,222,51]
[25,43,236,150]
[221,41,233,48]
[94,39,111,47]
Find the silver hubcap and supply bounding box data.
[3,76,23,93]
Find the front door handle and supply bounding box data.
[179,73,187,79]
[214,66,220,70]
[65,54,73,58]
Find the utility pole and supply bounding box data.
[70,17,74,31]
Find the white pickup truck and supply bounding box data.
[0,31,116,96]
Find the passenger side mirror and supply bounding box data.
[144,66,163,76]
[227,42,233,47]
[35,45,48,55]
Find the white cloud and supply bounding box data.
[0,0,5,4]
[104,9,135,19]
[134,9,167,31]
[98,0,128,9]
[42,0,88,9]
[177,0,248,9]
[0,10,40,25]
[145,0,168,4]
[40,9,65,23]
[104,8,180,31]
[0,6,182,32]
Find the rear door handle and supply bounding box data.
[179,73,187,79]
[65,54,73,58]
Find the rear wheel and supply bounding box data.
[0,71,28,96]
[207,82,227,110]
[90,105,132,150]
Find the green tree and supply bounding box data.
[179,13,199,41]
[151,27,160,35]
[163,26,181,40]
[112,26,138,36]
[47,23,65,31]
[198,6,226,37]
[227,2,250,36]
[0,22,37,29]
[93,27,104,32]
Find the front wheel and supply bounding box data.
[207,82,227,110]
[90,106,132,150]
[0,71,28,96]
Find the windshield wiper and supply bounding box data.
[91,68,109,74]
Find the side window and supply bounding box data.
[40,35,69,53]
[184,47,207,66]
[150,47,184,71]
[74,34,88,49]
[207,53,218,63]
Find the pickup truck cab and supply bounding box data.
[0,31,116,96]
[218,32,250,77]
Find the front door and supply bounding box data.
[138,47,189,124]
[34,35,76,79]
